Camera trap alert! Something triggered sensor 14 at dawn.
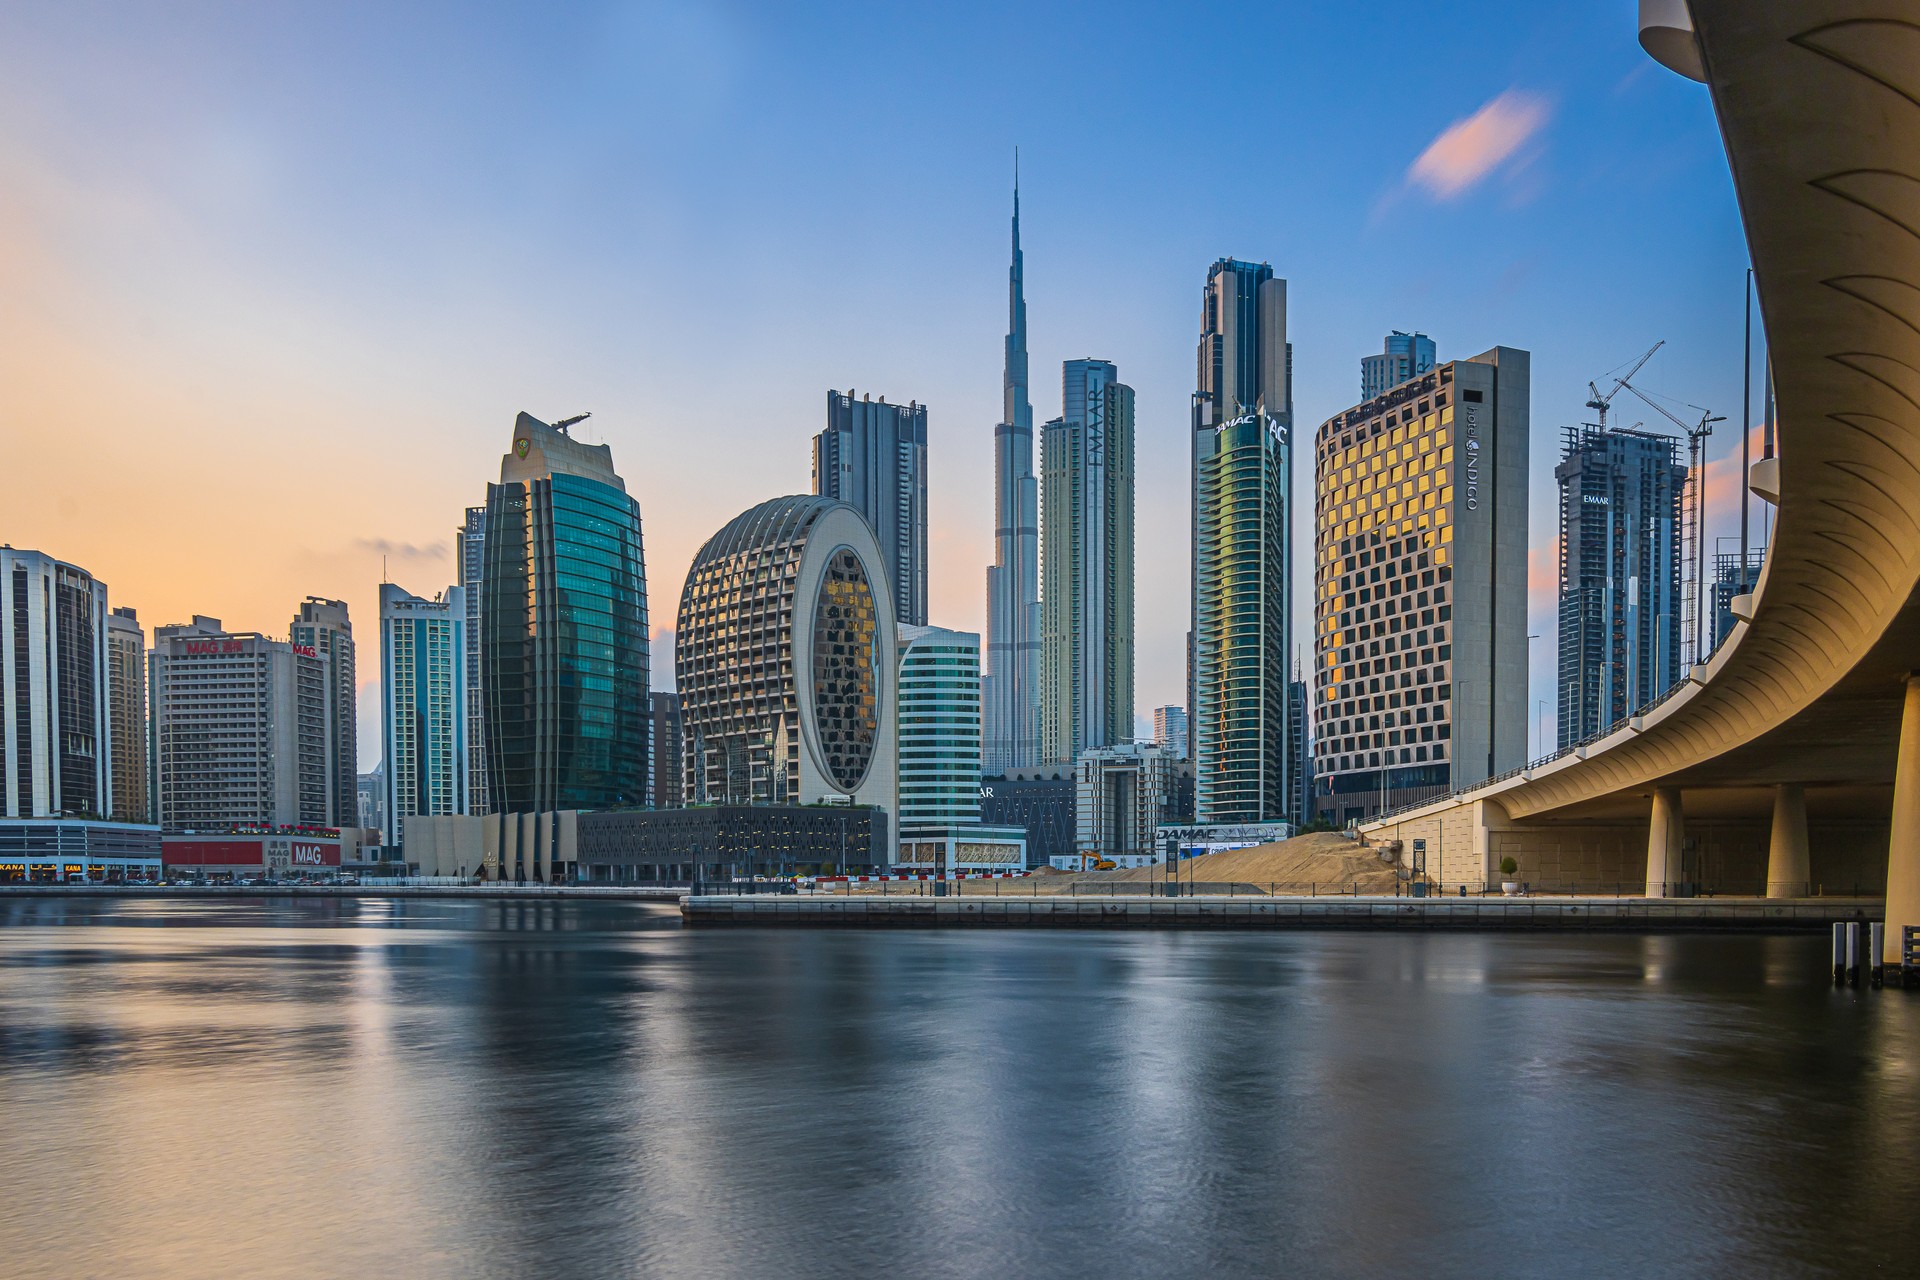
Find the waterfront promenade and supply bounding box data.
[683,893,1879,932]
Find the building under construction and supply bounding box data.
[1556,424,1688,748]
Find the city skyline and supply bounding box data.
[0,3,1761,771]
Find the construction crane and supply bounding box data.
[1586,341,1665,430]
[552,412,592,433]
[1620,376,1726,669]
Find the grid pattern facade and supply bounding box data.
[649,691,683,809]
[676,497,821,805]
[814,391,928,626]
[1040,360,1135,765]
[1555,426,1686,747]
[459,506,489,814]
[106,608,147,822]
[381,584,468,842]
[896,625,982,833]
[483,422,650,814]
[150,620,327,831]
[1312,370,1460,813]
[290,597,355,828]
[2,550,109,820]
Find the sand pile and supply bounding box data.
[956,831,1403,896]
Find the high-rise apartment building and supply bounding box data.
[150,616,331,830]
[1361,331,1437,401]
[380,583,468,845]
[1074,742,1182,867]
[1288,676,1312,825]
[106,606,148,822]
[649,691,683,809]
[458,506,488,814]
[1555,426,1686,747]
[1310,347,1530,825]
[1041,358,1135,765]
[1191,258,1293,825]
[676,496,897,823]
[482,412,650,812]
[290,597,356,829]
[984,179,1043,773]
[814,391,928,626]
[1,549,109,819]
[1152,704,1189,759]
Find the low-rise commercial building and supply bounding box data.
[161,826,367,879]
[0,818,161,882]
[404,804,888,882]
[980,767,1075,867]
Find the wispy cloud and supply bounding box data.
[355,538,447,561]
[1407,90,1552,200]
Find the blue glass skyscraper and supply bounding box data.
[482,412,649,813]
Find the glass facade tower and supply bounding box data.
[482,412,649,813]
[1040,359,1135,766]
[1191,259,1292,825]
[985,177,1042,773]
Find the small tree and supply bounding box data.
[1498,856,1518,878]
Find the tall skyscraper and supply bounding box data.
[106,606,148,823]
[458,506,488,814]
[1310,347,1530,825]
[1041,358,1135,765]
[290,597,357,829]
[1361,331,1438,400]
[482,412,650,813]
[984,176,1042,773]
[676,495,896,821]
[813,391,928,626]
[150,616,331,830]
[649,691,683,809]
[1,549,109,819]
[1555,426,1687,747]
[380,583,468,845]
[1190,258,1293,825]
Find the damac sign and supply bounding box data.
[184,640,246,655]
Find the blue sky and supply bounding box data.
[0,1,1759,768]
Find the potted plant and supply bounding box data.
[1499,856,1522,896]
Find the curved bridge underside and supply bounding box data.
[1380,1,1920,836]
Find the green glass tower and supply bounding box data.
[1191,259,1294,824]
[482,412,649,813]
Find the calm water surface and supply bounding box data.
[1,897,1915,1279]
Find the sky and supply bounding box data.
[0,1,1764,772]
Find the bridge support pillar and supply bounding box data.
[1885,676,1920,964]
[1766,784,1810,898]
[1645,786,1684,898]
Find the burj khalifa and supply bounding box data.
[984,171,1041,772]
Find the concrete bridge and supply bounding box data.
[1363,1,1920,964]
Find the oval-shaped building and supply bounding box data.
[676,496,898,820]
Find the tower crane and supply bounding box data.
[1620,376,1726,669]
[1586,341,1665,430]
